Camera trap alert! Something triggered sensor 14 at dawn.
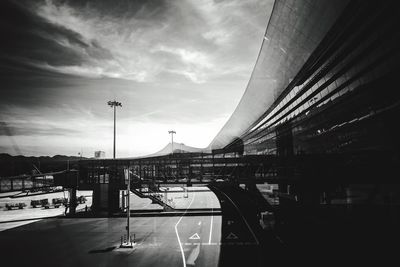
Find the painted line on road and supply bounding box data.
[208,207,213,244]
[0,216,57,224]
[183,242,256,246]
[175,192,196,267]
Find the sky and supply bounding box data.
[0,0,273,158]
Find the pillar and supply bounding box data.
[91,184,121,215]
[69,187,77,214]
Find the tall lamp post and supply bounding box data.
[107,100,122,159]
[168,130,176,154]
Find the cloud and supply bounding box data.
[1,0,271,83]
[0,121,79,137]
[151,45,214,83]
[0,0,116,78]
[0,0,273,157]
[26,0,270,82]
[28,0,168,82]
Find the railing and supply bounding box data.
[130,180,174,210]
[0,174,56,193]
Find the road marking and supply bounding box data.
[189,233,200,240]
[208,208,213,244]
[175,192,196,267]
[183,242,257,246]
[198,221,201,226]
[226,232,238,240]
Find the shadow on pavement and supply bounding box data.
[88,246,116,254]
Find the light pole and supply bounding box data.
[108,100,122,159]
[168,130,176,154]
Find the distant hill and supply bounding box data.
[0,153,88,177]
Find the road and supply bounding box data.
[0,190,222,267]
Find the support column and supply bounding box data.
[108,184,120,214]
[276,121,294,208]
[121,190,126,211]
[91,184,121,215]
[69,187,77,214]
[200,153,203,182]
[212,153,215,180]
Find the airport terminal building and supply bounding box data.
[1,0,400,266]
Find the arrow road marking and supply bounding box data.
[189,233,200,240]
[226,232,239,240]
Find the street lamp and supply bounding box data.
[108,100,122,159]
[168,130,176,154]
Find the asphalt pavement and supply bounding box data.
[0,190,222,267]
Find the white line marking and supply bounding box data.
[175,192,196,267]
[208,208,213,244]
[183,243,220,246]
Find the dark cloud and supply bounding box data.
[0,0,115,109]
[0,57,86,109]
[57,0,167,19]
[0,0,113,72]
[0,121,79,137]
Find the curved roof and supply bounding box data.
[209,0,349,150]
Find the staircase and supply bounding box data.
[130,181,174,211]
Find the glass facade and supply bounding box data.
[210,0,349,149]
[213,0,400,157]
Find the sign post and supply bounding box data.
[120,169,135,248]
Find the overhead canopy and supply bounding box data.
[209,0,349,150]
